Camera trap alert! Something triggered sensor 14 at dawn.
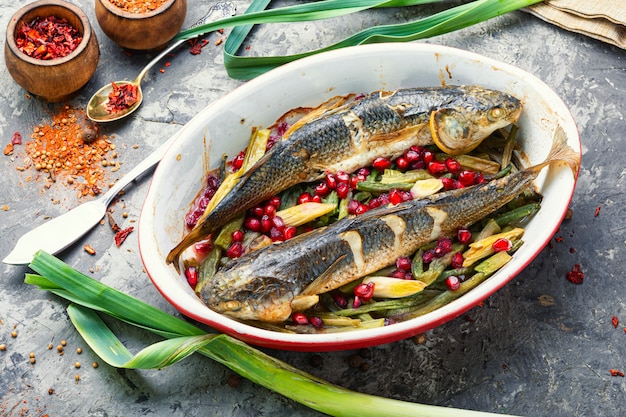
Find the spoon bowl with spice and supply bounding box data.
[86,1,236,123]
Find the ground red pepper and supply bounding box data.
[106,82,139,114]
[594,206,601,217]
[612,316,619,328]
[15,16,82,60]
[566,263,584,284]
[609,369,625,377]
[107,0,167,13]
[114,226,134,247]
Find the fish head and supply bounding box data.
[431,86,523,155]
[201,271,295,323]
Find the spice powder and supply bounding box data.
[107,0,168,13]
[23,106,119,197]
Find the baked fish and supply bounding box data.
[167,85,523,267]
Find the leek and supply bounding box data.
[26,251,520,417]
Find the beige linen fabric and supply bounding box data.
[526,0,625,49]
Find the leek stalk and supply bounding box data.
[26,251,519,417]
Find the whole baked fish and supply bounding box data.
[167,85,522,266]
[200,128,579,323]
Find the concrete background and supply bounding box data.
[1,1,625,416]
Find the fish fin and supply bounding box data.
[300,254,347,296]
[282,94,355,139]
[531,125,580,179]
[368,124,425,144]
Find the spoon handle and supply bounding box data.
[136,2,237,83]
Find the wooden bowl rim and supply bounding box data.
[97,0,178,20]
[5,0,94,67]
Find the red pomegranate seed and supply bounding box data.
[354,203,369,215]
[492,238,512,252]
[268,196,281,208]
[272,215,285,230]
[352,296,363,309]
[244,217,261,232]
[252,205,265,217]
[231,230,244,242]
[457,228,472,244]
[311,194,322,203]
[326,173,338,189]
[314,182,331,197]
[357,167,371,178]
[298,192,313,204]
[347,199,360,215]
[422,249,435,264]
[405,149,420,163]
[260,215,272,233]
[292,312,309,325]
[283,226,297,240]
[264,204,276,218]
[441,177,458,190]
[395,156,409,171]
[389,189,403,205]
[422,150,435,164]
[226,241,244,258]
[354,282,375,301]
[332,292,348,308]
[336,182,350,199]
[428,161,447,176]
[390,269,408,279]
[458,170,476,187]
[184,266,198,289]
[270,227,284,242]
[445,276,461,291]
[336,170,350,183]
[194,240,213,256]
[396,256,412,271]
[310,316,324,328]
[475,173,486,184]
[445,158,461,174]
[349,175,360,189]
[231,151,245,171]
[372,157,392,171]
[451,252,464,269]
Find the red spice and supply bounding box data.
[612,316,619,328]
[114,226,134,247]
[3,143,13,156]
[15,16,82,60]
[609,369,625,377]
[189,39,210,55]
[566,263,584,284]
[12,132,22,145]
[594,205,601,217]
[108,0,167,13]
[106,82,139,114]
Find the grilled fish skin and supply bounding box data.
[167,85,522,267]
[200,127,579,323]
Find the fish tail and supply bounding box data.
[531,126,580,178]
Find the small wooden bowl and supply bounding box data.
[95,0,187,51]
[4,0,100,102]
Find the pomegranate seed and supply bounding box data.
[244,217,261,232]
[226,241,244,258]
[292,312,309,325]
[231,151,245,171]
[310,316,324,328]
[336,170,350,184]
[184,266,198,289]
[390,269,407,279]
[270,227,284,242]
[458,170,476,187]
[451,252,464,269]
[411,160,425,170]
[332,292,348,308]
[405,149,420,163]
[372,157,392,171]
[311,194,322,203]
[422,249,435,264]
[457,228,472,244]
[336,182,350,199]
[352,296,363,309]
[325,173,338,189]
[475,172,486,184]
[276,121,290,136]
[396,256,412,271]
[354,203,369,215]
[231,229,244,242]
[357,167,371,178]
[389,189,403,205]
[252,205,265,217]
[492,238,512,252]
[441,177,458,190]
[401,191,412,202]
[354,282,375,301]
[298,192,313,204]
[437,238,452,253]
[422,150,435,164]
[395,156,409,171]
[427,161,447,176]
[283,226,297,240]
[268,196,281,208]
[349,175,361,189]
[260,215,272,233]
[194,240,213,256]
[314,182,331,197]
[347,199,360,215]
[263,204,276,218]
[272,216,285,230]
[445,158,461,174]
[445,276,461,291]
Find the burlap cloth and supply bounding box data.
[526,0,625,49]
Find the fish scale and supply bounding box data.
[167,85,522,266]
[200,127,580,323]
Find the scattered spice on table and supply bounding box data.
[610,369,625,377]
[612,316,619,328]
[18,105,119,197]
[83,244,96,255]
[594,205,601,217]
[106,82,139,114]
[15,16,82,60]
[114,226,134,247]
[107,0,167,13]
[566,263,584,284]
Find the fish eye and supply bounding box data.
[488,107,505,121]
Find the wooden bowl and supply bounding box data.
[4,0,100,102]
[95,0,187,51]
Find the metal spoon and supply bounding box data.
[86,1,236,123]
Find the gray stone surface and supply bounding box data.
[1,1,625,416]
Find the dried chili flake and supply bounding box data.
[3,143,13,156]
[189,39,209,55]
[612,316,619,328]
[594,206,601,217]
[609,369,625,377]
[108,0,167,13]
[566,263,584,284]
[114,226,134,247]
[11,132,22,145]
[106,82,138,114]
[16,16,82,60]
